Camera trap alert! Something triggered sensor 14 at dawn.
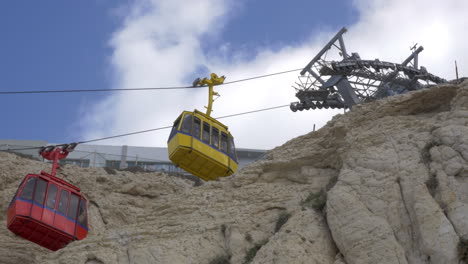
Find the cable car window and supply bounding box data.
[211,127,219,148]
[68,194,79,220]
[202,122,210,143]
[229,136,237,161]
[221,132,228,152]
[193,116,201,139]
[77,199,87,227]
[45,184,58,209]
[169,117,181,139]
[58,190,69,215]
[8,177,27,208]
[33,178,47,205]
[181,114,192,134]
[20,177,36,201]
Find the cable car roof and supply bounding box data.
[178,109,230,131]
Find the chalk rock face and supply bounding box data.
[0,81,467,264]
[251,210,336,264]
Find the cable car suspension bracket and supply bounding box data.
[193,73,226,117]
[38,143,79,191]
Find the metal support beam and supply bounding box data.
[307,69,325,85]
[324,75,360,106]
[401,46,423,67]
[338,36,348,59]
[300,27,348,75]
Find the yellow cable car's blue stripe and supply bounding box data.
[170,131,238,164]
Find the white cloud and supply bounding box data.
[347,0,468,79]
[78,0,468,150]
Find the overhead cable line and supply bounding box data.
[8,147,165,164]
[0,142,76,151]
[222,68,301,85]
[78,126,173,144]
[216,104,289,119]
[78,104,289,144]
[2,144,175,168]
[0,103,290,151]
[0,68,301,95]
[1,146,45,151]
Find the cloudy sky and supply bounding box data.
[1,0,467,150]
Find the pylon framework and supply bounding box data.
[290,27,446,112]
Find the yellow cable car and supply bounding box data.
[167,73,238,181]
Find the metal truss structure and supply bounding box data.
[290,27,447,112]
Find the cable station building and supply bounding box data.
[0,139,267,175]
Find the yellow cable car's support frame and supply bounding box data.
[169,73,237,180]
[191,73,232,177]
[194,73,225,117]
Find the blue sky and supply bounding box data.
[0,1,115,142]
[1,0,466,149]
[214,0,356,54]
[0,0,354,145]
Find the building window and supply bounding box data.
[106,160,120,169]
[60,159,90,168]
[137,162,158,171]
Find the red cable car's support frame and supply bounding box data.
[7,142,88,251]
[39,143,80,192]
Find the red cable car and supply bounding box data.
[7,144,88,251]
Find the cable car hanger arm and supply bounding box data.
[193,73,225,117]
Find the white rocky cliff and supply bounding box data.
[0,81,467,264]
